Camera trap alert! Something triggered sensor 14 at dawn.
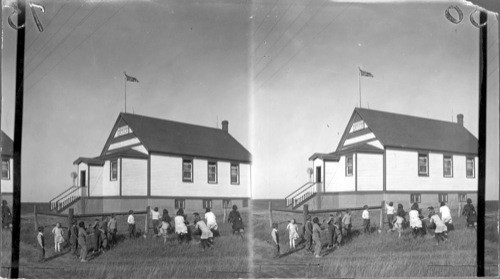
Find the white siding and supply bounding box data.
[1,158,13,193]
[386,149,477,191]
[344,132,376,147]
[357,153,383,191]
[101,160,120,196]
[122,158,147,196]
[89,166,104,196]
[325,156,355,192]
[150,154,250,198]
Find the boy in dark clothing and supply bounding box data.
[462,198,477,228]
[271,223,280,258]
[68,219,79,257]
[36,226,45,262]
[326,214,335,249]
[303,215,313,253]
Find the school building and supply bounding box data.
[286,108,478,210]
[51,113,251,214]
[1,131,14,206]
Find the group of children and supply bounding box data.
[270,199,477,258]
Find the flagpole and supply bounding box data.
[124,72,127,113]
[358,67,361,108]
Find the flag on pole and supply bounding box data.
[124,72,139,83]
[359,68,374,78]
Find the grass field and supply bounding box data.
[0,202,498,278]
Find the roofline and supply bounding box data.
[355,107,464,127]
[150,150,251,164]
[384,145,478,156]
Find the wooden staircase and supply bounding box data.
[285,182,318,209]
[49,186,82,213]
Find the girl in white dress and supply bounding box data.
[286,219,299,249]
[428,207,448,245]
[174,209,188,244]
[408,203,424,238]
[51,222,64,253]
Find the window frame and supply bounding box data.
[345,154,353,177]
[1,159,10,180]
[438,193,448,203]
[410,193,421,204]
[207,161,218,184]
[230,163,240,185]
[466,157,475,178]
[110,160,118,181]
[458,193,467,202]
[222,199,231,209]
[182,159,193,182]
[443,155,453,178]
[175,199,185,209]
[202,199,213,209]
[418,153,429,177]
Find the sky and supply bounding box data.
[1,0,499,201]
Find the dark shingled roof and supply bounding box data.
[354,108,478,154]
[1,131,13,157]
[119,113,251,162]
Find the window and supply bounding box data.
[466,157,475,178]
[410,193,421,203]
[1,159,10,180]
[438,193,448,203]
[346,155,353,176]
[223,199,231,209]
[443,155,453,177]
[110,160,118,181]
[458,193,467,202]
[243,199,249,208]
[175,199,185,209]
[418,153,429,176]
[208,162,217,184]
[231,164,239,185]
[183,159,193,182]
[203,199,212,209]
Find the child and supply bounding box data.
[194,213,214,250]
[127,210,136,238]
[99,221,108,252]
[151,207,160,236]
[312,217,322,258]
[205,208,219,237]
[362,205,370,233]
[92,219,102,253]
[228,205,244,239]
[333,211,342,246]
[462,198,477,229]
[51,222,64,253]
[286,219,299,250]
[428,207,448,245]
[107,214,117,247]
[271,222,280,258]
[439,202,453,231]
[36,226,45,262]
[342,209,351,240]
[385,201,395,231]
[69,219,79,257]
[396,204,407,229]
[158,218,170,244]
[78,221,88,262]
[175,208,188,243]
[409,203,424,238]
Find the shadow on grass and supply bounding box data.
[44,250,70,262]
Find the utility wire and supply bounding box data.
[25,2,68,54]
[254,0,329,81]
[255,4,352,91]
[252,0,280,37]
[253,0,296,54]
[254,0,313,67]
[25,0,104,80]
[25,1,84,69]
[26,4,126,92]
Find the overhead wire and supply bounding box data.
[25,0,104,80]
[252,0,280,37]
[253,0,296,54]
[254,0,329,81]
[26,3,126,92]
[255,3,353,91]
[254,0,313,67]
[25,1,85,69]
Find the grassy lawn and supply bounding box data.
[1,210,251,278]
[252,203,497,278]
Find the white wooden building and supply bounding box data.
[52,113,251,214]
[286,108,478,210]
[1,131,13,205]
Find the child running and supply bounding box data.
[127,210,136,238]
[51,222,64,253]
[385,201,395,231]
[428,207,448,245]
[286,219,299,250]
[158,218,170,244]
[175,209,189,243]
[194,213,214,250]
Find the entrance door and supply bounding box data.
[315,166,321,183]
[80,170,86,186]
